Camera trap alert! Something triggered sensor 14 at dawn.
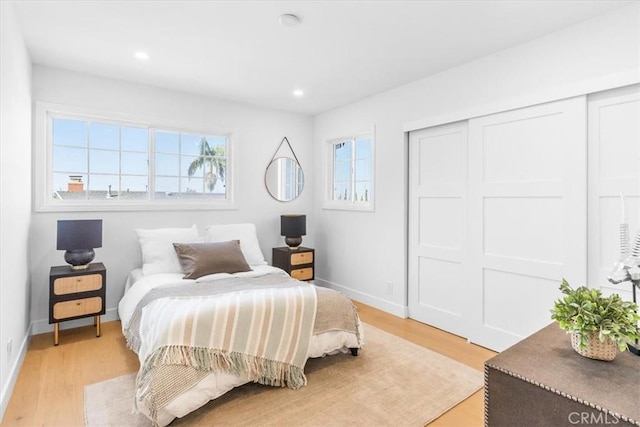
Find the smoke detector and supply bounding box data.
[279,14,301,27]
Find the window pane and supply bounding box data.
[119,175,149,200]
[182,177,205,194]
[208,135,227,151]
[335,160,351,182]
[90,123,119,150]
[355,137,371,159]
[87,174,118,197]
[122,127,147,152]
[156,131,179,153]
[121,152,148,175]
[182,155,202,177]
[53,173,87,197]
[355,159,371,181]
[180,177,225,198]
[181,133,203,156]
[53,118,86,147]
[89,149,119,174]
[155,153,180,176]
[155,176,180,194]
[333,181,351,201]
[53,146,87,173]
[355,182,371,202]
[334,141,352,161]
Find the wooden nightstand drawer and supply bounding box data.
[291,251,313,266]
[291,268,313,281]
[53,274,102,295]
[53,297,103,320]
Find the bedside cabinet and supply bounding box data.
[49,262,106,346]
[272,247,314,281]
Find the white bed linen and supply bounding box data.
[118,266,363,427]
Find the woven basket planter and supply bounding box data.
[570,332,617,361]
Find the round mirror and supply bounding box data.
[265,157,304,202]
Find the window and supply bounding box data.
[325,131,374,210]
[36,103,236,211]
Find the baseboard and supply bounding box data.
[30,307,120,336]
[0,322,32,423]
[315,277,408,318]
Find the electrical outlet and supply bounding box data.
[7,338,12,361]
[385,281,394,295]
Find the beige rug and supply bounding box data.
[85,324,482,426]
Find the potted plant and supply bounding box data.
[551,279,640,361]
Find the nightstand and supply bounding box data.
[272,247,314,281]
[49,262,106,346]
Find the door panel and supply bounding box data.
[409,122,469,338]
[588,85,640,301]
[467,96,587,351]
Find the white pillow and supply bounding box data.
[205,223,267,266]
[136,225,201,275]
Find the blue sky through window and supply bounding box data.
[51,117,228,199]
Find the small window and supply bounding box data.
[36,103,236,211]
[325,131,374,211]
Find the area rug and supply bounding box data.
[84,323,483,426]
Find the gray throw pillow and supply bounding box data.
[173,240,252,279]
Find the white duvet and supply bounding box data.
[118,266,363,426]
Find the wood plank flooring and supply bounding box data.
[1,301,496,426]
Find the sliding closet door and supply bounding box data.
[588,85,640,301]
[408,121,469,338]
[467,96,587,351]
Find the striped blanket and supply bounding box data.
[125,275,318,423]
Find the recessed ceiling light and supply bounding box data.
[293,89,304,97]
[279,14,301,27]
[134,51,149,60]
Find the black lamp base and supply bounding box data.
[284,236,302,250]
[64,249,95,270]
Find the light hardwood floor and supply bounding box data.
[1,301,496,427]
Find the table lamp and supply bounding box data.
[281,214,306,250]
[57,219,102,270]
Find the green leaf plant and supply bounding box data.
[550,279,640,352]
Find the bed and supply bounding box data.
[118,224,364,426]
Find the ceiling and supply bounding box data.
[12,0,632,115]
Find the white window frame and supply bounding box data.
[34,102,238,212]
[324,128,375,211]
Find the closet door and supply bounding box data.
[588,85,640,301]
[408,121,469,338]
[467,96,587,351]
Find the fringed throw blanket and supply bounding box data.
[124,275,318,423]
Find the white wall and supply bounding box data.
[0,1,33,420]
[312,4,640,317]
[30,66,314,334]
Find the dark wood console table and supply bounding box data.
[484,323,640,427]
